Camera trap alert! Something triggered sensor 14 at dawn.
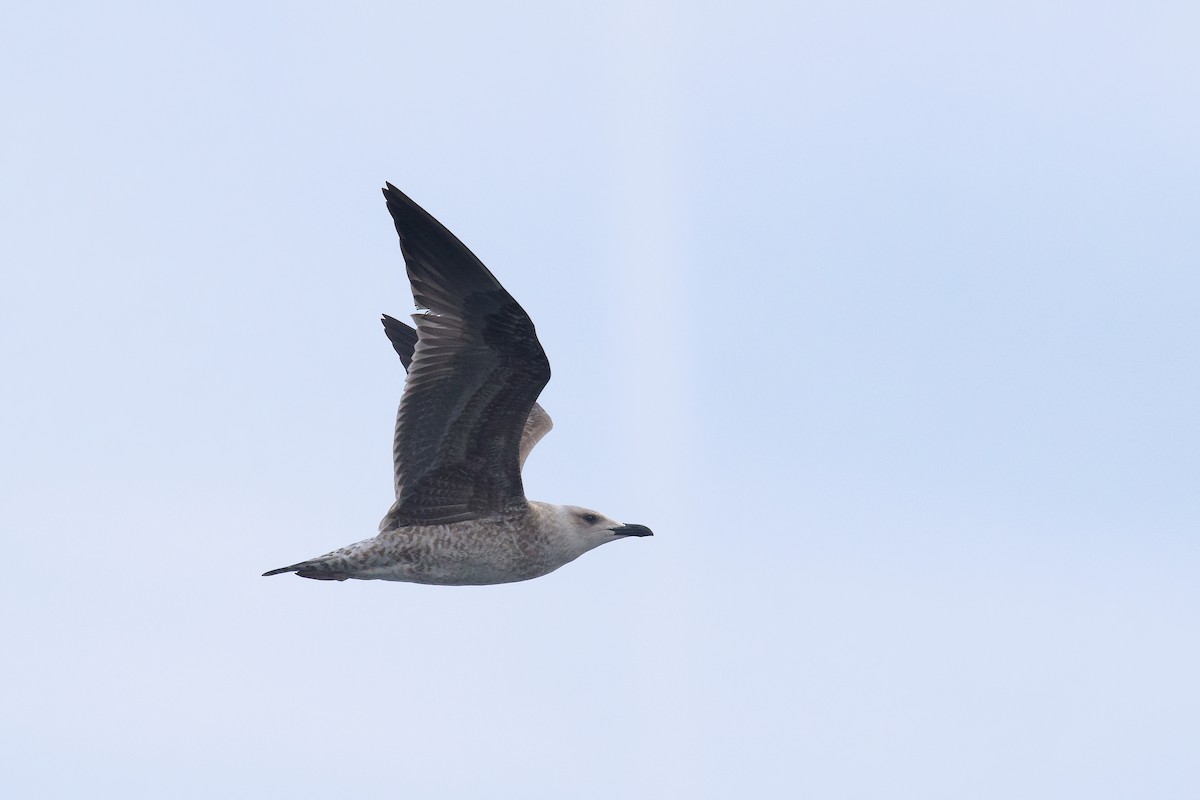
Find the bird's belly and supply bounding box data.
[349,524,558,586]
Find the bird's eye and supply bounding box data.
[582,513,599,525]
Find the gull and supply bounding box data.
[263,184,652,585]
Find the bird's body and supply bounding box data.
[268,503,626,585]
[263,184,652,585]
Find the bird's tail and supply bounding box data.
[261,559,353,581]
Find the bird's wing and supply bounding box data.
[382,314,553,490]
[516,403,553,470]
[379,184,550,528]
[381,313,419,370]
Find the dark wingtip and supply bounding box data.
[381,313,418,369]
[295,569,351,581]
[378,180,506,311]
[382,182,412,208]
[263,563,351,580]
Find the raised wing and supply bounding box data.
[382,314,553,487]
[380,184,551,527]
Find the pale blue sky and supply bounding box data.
[3,1,1198,797]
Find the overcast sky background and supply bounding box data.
[3,1,1198,797]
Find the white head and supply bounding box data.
[534,502,654,564]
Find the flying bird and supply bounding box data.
[263,184,652,585]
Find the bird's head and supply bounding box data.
[538,503,654,561]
